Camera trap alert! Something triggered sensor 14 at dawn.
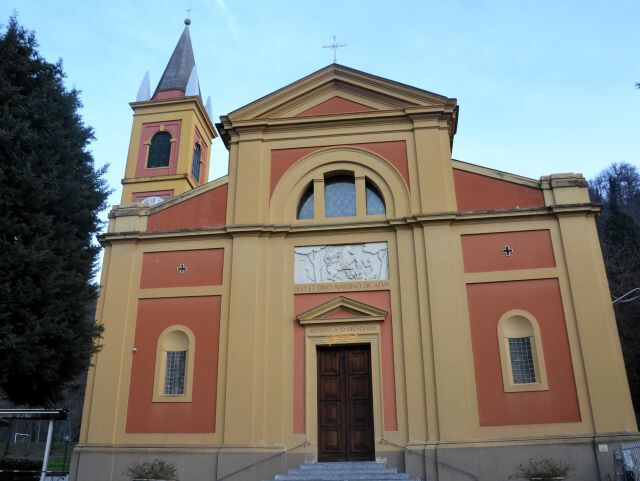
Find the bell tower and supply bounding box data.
[120,19,217,205]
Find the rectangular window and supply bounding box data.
[164,351,187,395]
[508,337,536,384]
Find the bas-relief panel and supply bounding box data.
[294,243,388,285]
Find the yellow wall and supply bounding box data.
[120,97,216,203]
[79,66,637,464]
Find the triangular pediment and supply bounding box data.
[297,296,388,325]
[225,64,456,121]
[296,95,377,117]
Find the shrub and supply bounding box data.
[125,459,178,481]
[510,458,572,480]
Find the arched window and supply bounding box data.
[163,330,188,394]
[153,326,195,402]
[324,174,356,218]
[497,311,548,392]
[147,131,172,168]
[295,171,389,220]
[191,143,202,182]
[366,180,385,215]
[297,182,314,219]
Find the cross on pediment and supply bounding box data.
[323,36,346,63]
[177,263,188,274]
[502,246,514,257]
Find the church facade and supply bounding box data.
[72,24,638,481]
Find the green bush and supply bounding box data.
[510,458,572,480]
[125,459,178,480]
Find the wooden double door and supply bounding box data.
[317,344,375,461]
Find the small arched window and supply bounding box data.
[147,131,172,168]
[153,326,195,402]
[324,174,356,218]
[297,182,314,219]
[497,312,548,392]
[366,180,385,215]
[163,330,188,395]
[191,143,202,182]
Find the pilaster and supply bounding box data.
[423,222,474,442]
[410,116,457,214]
[557,212,637,433]
[223,233,264,444]
[85,241,138,444]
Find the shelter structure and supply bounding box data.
[72,22,638,481]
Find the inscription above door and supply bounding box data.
[317,345,375,461]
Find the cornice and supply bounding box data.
[452,159,541,189]
[129,96,217,138]
[111,175,229,219]
[226,64,455,122]
[98,204,600,244]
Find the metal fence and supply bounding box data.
[615,441,640,481]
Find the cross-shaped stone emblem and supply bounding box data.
[501,246,514,257]
[177,264,187,274]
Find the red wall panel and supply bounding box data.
[454,169,545,212]
[126,296,221,433]
[140,249,224,288]
[296,96,377,117]
[461,230,556,273]
[146,183,228,232]
[270,142,409,195]
[467,279,580,426]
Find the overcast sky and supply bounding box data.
[3,0,639,212]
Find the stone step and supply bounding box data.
[276,473,410,481]
[293,467,397,473]
[299,462,387,470]
[288,470,402,476]
[277,475,409,480]
[265,461,422,481]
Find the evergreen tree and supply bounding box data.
[0,17,108,405]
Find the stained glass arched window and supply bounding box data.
[297,183,314,219]
[324,174,356,218]
[147,131,172,168]
[366,180,385,215]
[191,143,201,181]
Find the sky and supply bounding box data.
[2,0,639,214]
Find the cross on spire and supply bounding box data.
[186,6,192,18]
[323,36,346,63]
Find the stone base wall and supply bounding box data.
[70,437,635,481]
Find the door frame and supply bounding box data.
[304,323,384,461]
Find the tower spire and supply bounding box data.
[152,21,199,99]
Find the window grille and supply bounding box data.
[191,143,201,181]
[508,337,536,384]
[164,351,186,395]
[365,181,385,215]
[325,175,356,218]
[147,131,172,168]
[297,183,314,219]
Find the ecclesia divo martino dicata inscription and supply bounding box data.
[294,242,389,284]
